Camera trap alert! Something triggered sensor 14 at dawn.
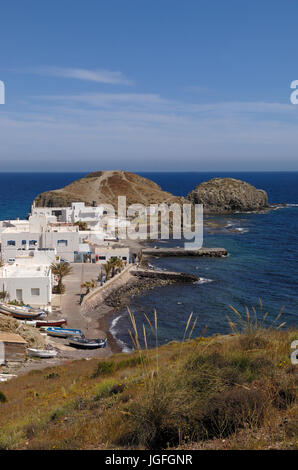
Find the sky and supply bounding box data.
[0,0,298,172]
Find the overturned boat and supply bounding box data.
[45,327,83,338]
[69,337,107,349]
[0,302,46,320]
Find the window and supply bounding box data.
[98,256,106,260]
[29,240,37,246]
[7,240,16,246]
[31,288,40,296]
[57,240,68,247]
[22,240,26,245]
[122,257,127,260]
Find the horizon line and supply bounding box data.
[0,170,297,174]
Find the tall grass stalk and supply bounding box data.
[228,301,286,335]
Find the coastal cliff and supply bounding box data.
[187,177,269,214]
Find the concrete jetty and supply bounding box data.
[142,247,228,258]
[131,268,199,283]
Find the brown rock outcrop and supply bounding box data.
[187,178,269,214]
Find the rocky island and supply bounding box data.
[34,171,270,215]
[187,177,269,214]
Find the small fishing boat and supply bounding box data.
[35,319,67,328]
[0,374,17,382]
[45,327,83,338]
[0,302,45,320]
[23,320,37,327]
[69,337,107,349]
[28,348,58,358]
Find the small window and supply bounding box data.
[31,288,40,296]
[98,256,106,260]
[22,240,26,245]
[29,240,37,246]
[57,240,68,247]
[7,240,16,246]
[122,257,127,260]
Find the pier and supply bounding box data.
[142,247,228,257]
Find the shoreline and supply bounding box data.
[82,267,179,354]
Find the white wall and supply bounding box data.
[0,274,52,307]
[93,247,130,264]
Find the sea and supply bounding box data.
[0,172,297,350]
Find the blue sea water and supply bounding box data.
[0,172,297,349]
[109,172,298,349]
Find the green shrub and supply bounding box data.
[91,360,116,378]
[200,388,266,439]
[94,379,121,400]
[0,391,7,403]
[117,382,180,449]
[117,355,144,370]
[44,372,60,380]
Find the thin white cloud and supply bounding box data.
[14,66,134,86]
[1,91,298,171]
[35,92,170,109]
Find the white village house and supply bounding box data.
[0,250,55,307]
[0,202,132,307]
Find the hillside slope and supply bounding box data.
[0,327,296,450]
[34,170,186,208]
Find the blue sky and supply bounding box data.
[0,0,298,171]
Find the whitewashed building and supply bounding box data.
[0,263,52,307]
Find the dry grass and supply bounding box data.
[0,319,297,450]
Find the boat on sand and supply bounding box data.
[0,302,45,320]
[69,337,107,349]
[36,319,67,328]
[45,327,82,338]
[28,348,58,358]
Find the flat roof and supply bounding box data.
[0,332,27,344]
[0,266,50,278]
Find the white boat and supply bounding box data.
[27,348,58,358]
[0,302,46,320]
[69,337,107,349]
[0,373,17,382]
[23,320,37,327]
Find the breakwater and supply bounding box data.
[131,268,198,282]
[142,247,228,257]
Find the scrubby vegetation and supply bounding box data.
[0,308,297,450]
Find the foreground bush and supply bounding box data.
[0,327,296,450]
